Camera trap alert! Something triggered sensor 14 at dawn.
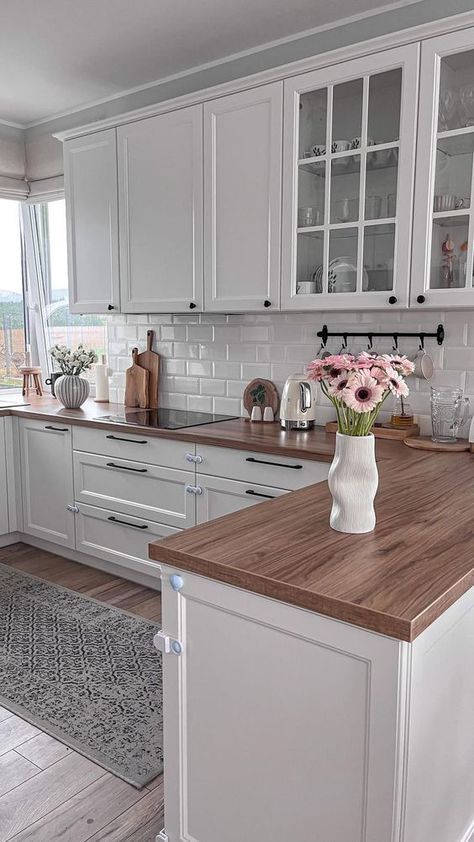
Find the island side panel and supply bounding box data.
[159,565,406,842]
[402,587,474,842]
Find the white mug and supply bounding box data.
[411,347,434,380]
[297,281,317,295]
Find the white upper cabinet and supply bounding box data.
[64,129,120,314]
[118,105,203,313]
[412,28,474,308]
[281,45,419,310]
[204,83,283,312]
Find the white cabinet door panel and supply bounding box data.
[73,451,195,528]
[118,105,203,313]
[64,129,120,314]
[75,501,178,577]
[20,420,75,548]
[0,419,9,535]
[196,474,287,523]
[204,83,283,311]
[160,567,403,842]
[196,443,329,490]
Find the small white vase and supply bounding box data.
[327,432,378,534]
[55,374,90,409]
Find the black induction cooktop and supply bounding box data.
[96,408,239,430]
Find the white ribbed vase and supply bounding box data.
[327,432,378,534]
[55,375,90,409]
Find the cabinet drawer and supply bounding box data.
[196,445,329,490]
[73,425,194,469]
[75,502,174,578]
[73,451,195,528]
[197,475,288,524]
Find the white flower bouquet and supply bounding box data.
[307,352,414,436]
[50,344,98,376]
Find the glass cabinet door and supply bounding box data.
[282,45,419,310]
[412,29,474,307]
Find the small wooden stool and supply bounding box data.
[20,366,43,397]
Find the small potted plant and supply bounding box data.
[50,344,98,409]
[307,352,414,533]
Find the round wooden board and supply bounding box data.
[243,379,280,417]
[404,435,469,452]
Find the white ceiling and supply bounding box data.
[1,0,419,127]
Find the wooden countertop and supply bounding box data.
[4,396,473,640]
[2,396,421,463]
[150,445,474,642]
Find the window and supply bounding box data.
[0,200,25,390]
[41,200,107,372]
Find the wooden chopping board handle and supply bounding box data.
[147,330,154,351]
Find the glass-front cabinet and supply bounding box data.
[281,45,419,310]
[412,29,474,308]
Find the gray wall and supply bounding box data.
[0,124,25,180]
[22,0,474,181]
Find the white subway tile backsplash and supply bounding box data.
[108,309,474,433]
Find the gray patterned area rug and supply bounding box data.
[0,562,162,788]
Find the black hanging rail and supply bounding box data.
[317,323,445,348]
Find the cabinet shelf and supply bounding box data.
[297,218,396,234]
[298,146,398,176]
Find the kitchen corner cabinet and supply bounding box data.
[19,419,75,549]
[159,568,474,842]
[64,129,120,314]
[204,83,283,312]
[118,105,204,313]
[412,27,474,308]
[281,44,419,310]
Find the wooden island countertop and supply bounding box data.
[150,444,474,642]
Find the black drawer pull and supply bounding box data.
[245,456,303,470]
[107,516,148,530]
[245,489,276,500]
[106,434,148,444]
[45,425,69,432]
[106,462,148,473]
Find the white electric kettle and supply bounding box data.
[280,373,318,431]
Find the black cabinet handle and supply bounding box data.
[263,300,272,308]
[45,425,68,432]
[107,304,115,311]
[417,294,426,304]
[107,516,148,530]
[106,434,148,444]
[189,302,197,309]
[245,456,302,470]
[106,462,147,473]
[245,489,276,500]
[388,296,397,304]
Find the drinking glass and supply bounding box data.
[430,386,470,442]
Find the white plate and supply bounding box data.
[328,257,368,294]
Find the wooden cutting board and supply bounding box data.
[136,330,160,409]
[404,435,470,452]
[124,348,149,408]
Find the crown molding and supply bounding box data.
[53,8,474,142]
[27,0,421,131]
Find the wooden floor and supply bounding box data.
[0,542,164,842]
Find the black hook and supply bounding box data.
[392,333,399,351]
[320,325,329,347]
[367,333,373,351]
[341,333,348,350]
[419,333,425,350]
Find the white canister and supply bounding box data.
[94,355,111,403]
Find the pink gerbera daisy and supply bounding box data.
[386,366,409,397]
[342,372,384,413]
[327,373,350,396]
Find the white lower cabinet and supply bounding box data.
[159,570,474,842]
[196,444,329,490]
[196,475,287,523]
[20,419,75,548]
[159,567,403,842]
[75,502,180,576]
